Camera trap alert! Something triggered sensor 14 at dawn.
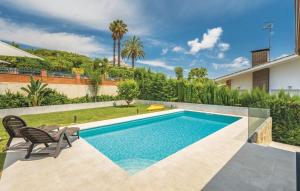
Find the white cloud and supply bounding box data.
[218,43,230,51]
[144,38,175,49]
[172,46,185,53]
[217,52,225,59]
[138,60,175,71]
[213,57,250,70]
[161,48,168,55]
[0,18,107,55]
[216,42,230,59]
[2,0,149,35]
[189,59,206,67]
[187,27,223,54]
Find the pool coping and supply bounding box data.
[75,109,247,175]
[74,108,244,131]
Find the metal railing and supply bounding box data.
[0,67,18,73]
[47,71,75,78]
[18,68,40,75]
[0,67,77,78]
[0,67,40,75]
[270,89,300,97]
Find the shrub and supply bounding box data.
[41,88,70,105]
[96,95,119,102]
[108,67,134,80]
[70,95,118,103]
[70,95,93,103]
[21,76,48,106]
[117,80,139,105]
[0,91,29,109]
[0,89,118,109]
[135,76,300,146]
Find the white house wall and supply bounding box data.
[269,57,300,90]
[231,73,253,91]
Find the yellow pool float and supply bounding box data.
[147,104,165,111]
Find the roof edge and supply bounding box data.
[215,54,298,82]
[251,48,270,52]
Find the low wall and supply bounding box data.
[0,82,118,98]
[0,100,126,117]
[0,73,117,86]
[251,117,272,145]
[0,73,118,98]
[136,100,249,116]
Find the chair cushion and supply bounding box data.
[66,127,80,136]
[39,125,60,132]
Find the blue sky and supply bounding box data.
[0,0,295,78]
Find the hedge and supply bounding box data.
[132,69,300,146]
[0,90,118,109]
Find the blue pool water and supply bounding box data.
[80,111,240,174]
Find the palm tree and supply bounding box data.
[86,60,102,102]
[121,36,145,68]
[109,21,118,66]
[113,20,128,67]
[21,76,48,106]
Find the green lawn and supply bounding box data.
[0,104,169,176]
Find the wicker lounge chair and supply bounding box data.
[2,115,59,148]
[20,127,72,159]
[66,127,80,139]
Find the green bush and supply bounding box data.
[134,75,300,146]
[21,76,49,106]
[70,95,118,103]
[95,95,119,102]
[0,90,118,109]
[117,80,139,105]
[41,88,70,105]
[0,91,29,109]
[108,67,134,80]
[70,95,93,103]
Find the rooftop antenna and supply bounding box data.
[263,22,274,49]
[263,22,274,60]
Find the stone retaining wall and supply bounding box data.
[251,117,273,145]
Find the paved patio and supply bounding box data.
[203,143,297,191]
[0,110,296,191]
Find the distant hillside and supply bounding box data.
[30,49,94,69]
[0,48,94,72]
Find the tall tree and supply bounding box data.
[188,67,208,82]
[113,20,128,67]
[121,36,145,68]
[174,67,183,80]
[109,21,118,66]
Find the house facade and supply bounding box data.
[215,51,300,95]
[215,0,300,95]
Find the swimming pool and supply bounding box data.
[80,111,240,174]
